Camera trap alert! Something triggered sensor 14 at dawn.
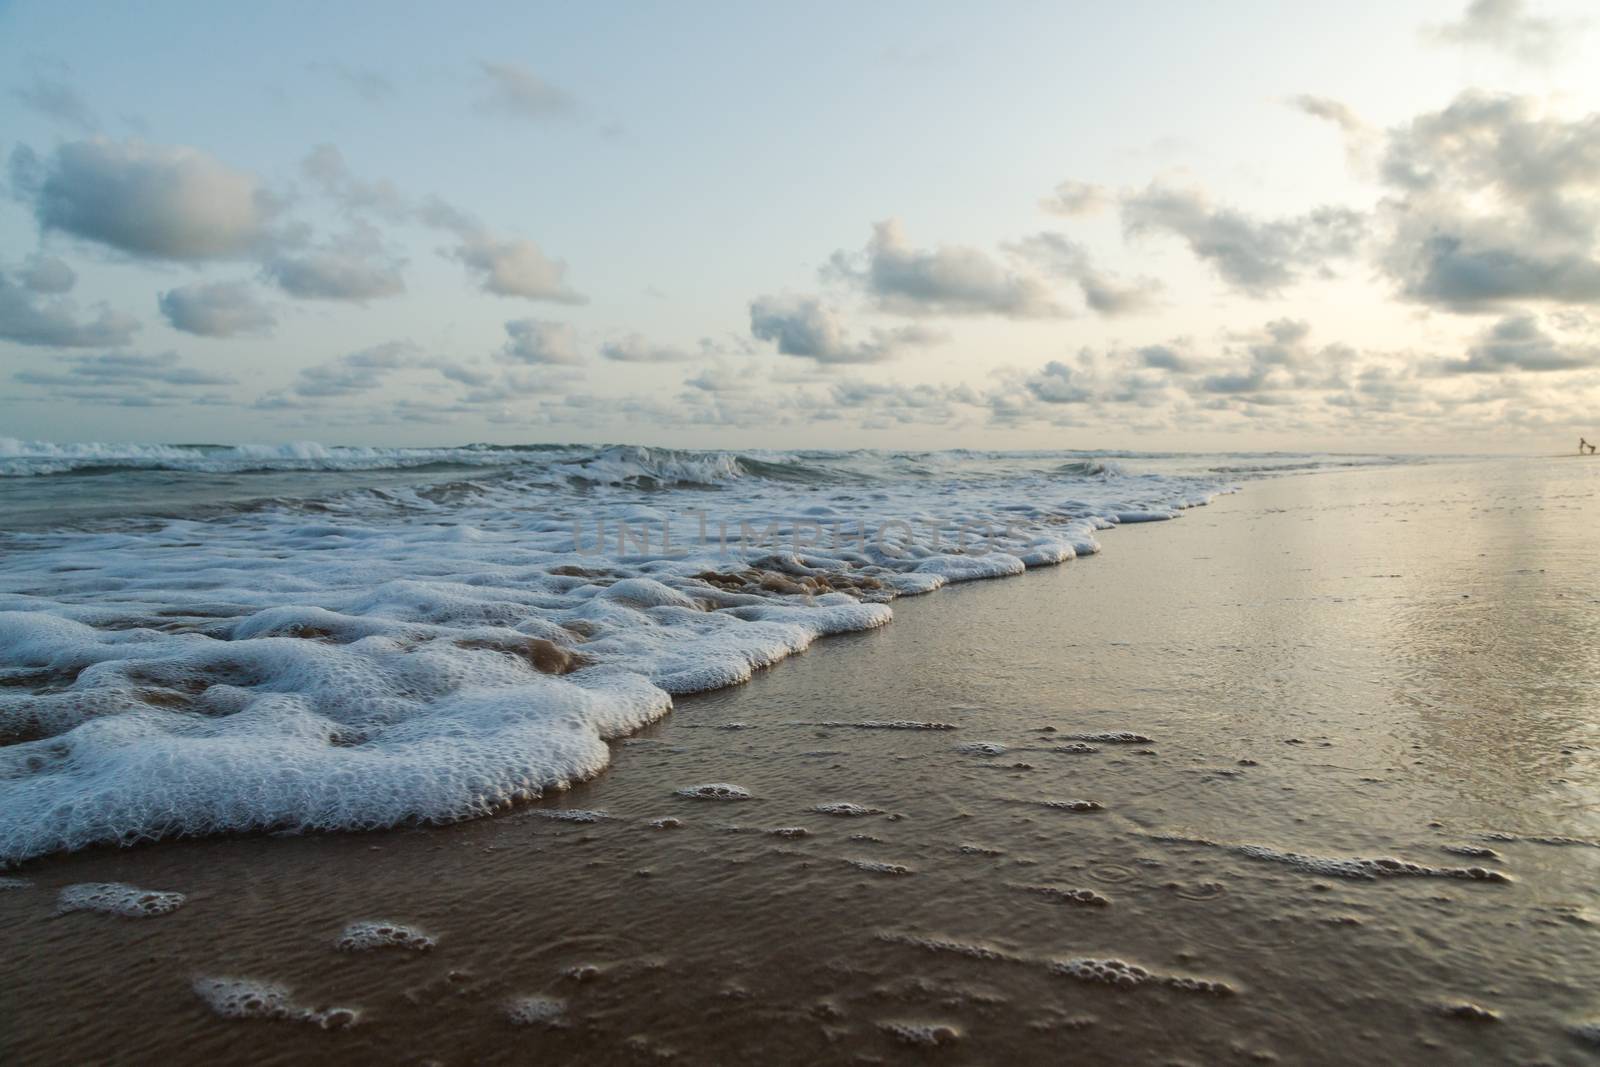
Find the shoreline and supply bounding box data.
[4,457,1599,1064]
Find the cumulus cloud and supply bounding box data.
[0,271,139,348]
[12,76,98,131]
[1424,0,1576,63]
[9,139,279,261]
[600,333,692,362]
[158,281,277,337]
[1025,360,1094,404]
[419,197,586,304]
[262,221,406,301]
[1121,182,1365,296]
[475,61,576,120]
[500,318,582,365]
[749,294,946,363]
[825,219,1062,317]
[1040,180,1110,216]
[1376,92,1600,312]
[1435,313,1600,373]
[1007,232,1163,315]
[451,231,585,303]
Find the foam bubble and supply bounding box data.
[1442,844,1499,859]
[505,994,566,1027]
[57,882,185,917]
[335,920,436,952]
[877,931,1022,963]
[1008,882,1111,906]
[796,720,959,731]
[193,976,358,1029]
[675,783,753,801]
[1050,958,1234,995]
[1235,845,1510,882]
[847,858,913,875]
[0,876,30,890]
[813,802,885,817]
[1032,799,1105,813]
[880,1021,961,1046]
[530,809,609,823]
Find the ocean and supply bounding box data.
[0,441,1424,867]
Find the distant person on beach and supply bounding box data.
[1584,438,1593,455]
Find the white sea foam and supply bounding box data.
[335,920,436,951]
[192,976,358,1028]
[0,442,1232,866]
[57,882,186,917]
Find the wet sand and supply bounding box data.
[3,457,1599,1065]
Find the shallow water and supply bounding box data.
[2,456,1597,1064]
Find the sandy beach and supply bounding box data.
[3,456,1597,1065]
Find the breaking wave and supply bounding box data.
[0,438,1419,867]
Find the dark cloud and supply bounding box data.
[825,219,1062,318]
[158,281,277,337]
[10,139,279,261]
[1121,182,1364,296]
[749,294,946,364]
[17,253,75,294]
[0,271,139,347]
[1377,92,1600,312]
[475,62,576,120]
[1436,313,1600,373]
[600,334,692,362]
[1007,232,1163,315]
[500,318,582,365]
[12,75,98,131]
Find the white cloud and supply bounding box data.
[500,318,582,365]
[11,138,279,261]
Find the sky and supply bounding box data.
[3,0,1600,453]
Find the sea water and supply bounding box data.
[0,440,1420,866]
